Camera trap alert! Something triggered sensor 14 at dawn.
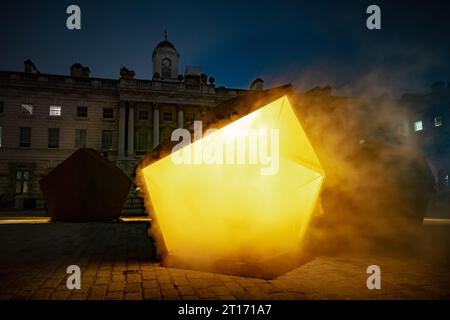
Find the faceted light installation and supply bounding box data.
[140,96,324,274]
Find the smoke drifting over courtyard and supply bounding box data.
[136,72,442,277]
[285,67,440,261]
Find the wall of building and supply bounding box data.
[0,71,246,209]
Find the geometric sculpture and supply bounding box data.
[40,148,131,222]
[139,96,324,278]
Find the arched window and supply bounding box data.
[161,58,172,78]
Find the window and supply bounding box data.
[0,126,2,147]
[136,131,149,150]
[414,120,423,132]
[0,101,4,113]
[139,110,149,121]
[49,105,61,117]
[101,130,113,150]
[163,112,173,122]
[77,106,88,118]
[185,112,194,123]
[15,170,30,194]
[75,129,87,149]
[21,104,33,115]
[434,116,443,127]
[48,128,60,148]
[19,127,31,147]
[103,108,114,119]
[161,127,172,141]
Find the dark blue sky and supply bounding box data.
[1,0,449,96]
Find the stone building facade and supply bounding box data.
[0,38,262,209]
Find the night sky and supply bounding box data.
[1,0,449,96]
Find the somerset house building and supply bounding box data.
[0,37,264,209]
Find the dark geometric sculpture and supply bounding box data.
[40,148,131,222]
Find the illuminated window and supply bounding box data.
[414,121,423,132]
[77,106,88,118]
[21,104,33,115]
[434,116,443,127]
[75,129,87,148]
[49,105,61,117]
[103,108,114,119]
[101,130,113,150]
[139,110,149,121]
[15,170,30,194]
[19,127,31,147]
[163,112,173,122]
[48,128,60,148]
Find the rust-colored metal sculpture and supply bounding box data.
[40,148,131,222]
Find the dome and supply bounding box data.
[154,40,177,51]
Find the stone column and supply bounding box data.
[177,106,184,129]
[127,104,134,157]
[153,106,160,149]
[118,103,126,158]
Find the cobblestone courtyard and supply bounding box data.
[0,222,449,300]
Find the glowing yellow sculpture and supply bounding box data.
[140,96,324,274]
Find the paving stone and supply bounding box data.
[105,291,124,300]
[125,282,141,293]
[0,222,449,300]
[51,291,71,300]
[161,288,180,300]
[125,293,143,300]
[142,280,159,289]
[30,288,54,300]
[143,288,162,300]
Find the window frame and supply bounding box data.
[48,128,60,149]
[185,112,194,123]
[15,170,30,194]
[75,129,87,149]
[102,108,114,119]
[139,110,149,121]
[434,116,443,127]
[77,106,88,118]
[19,127,31,148]
[21,104,33,115]
[414,120,423,132]
[101,130,113,150]
[49,105,62,117]
[136,130,150,151]
[163,111,173,122]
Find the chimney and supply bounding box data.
[250,78,264,91]
[120,67,135,80]
[70,63,90,78]
[24,59,39,74]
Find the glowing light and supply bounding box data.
[119,216,152,223]
[140,96,324,272]
[0,217,51,224]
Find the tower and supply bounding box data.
[152,31,180,80]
